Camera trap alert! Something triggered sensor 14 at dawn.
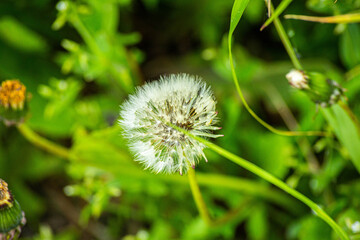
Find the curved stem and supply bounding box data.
[228,1,330,137]
[17,123,70,159]
[228,39,325,136]
[207,143,348,239]
[169,123,349,240]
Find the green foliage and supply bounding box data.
[340,24,360,69]
[0,16,48,53]
[1,0,360,239]
[322,104,360,172]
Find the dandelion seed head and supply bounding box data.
[286,69,309,90]
[119,73,221,175]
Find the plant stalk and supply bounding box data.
[284,13,360,24]
[187,167,212,225]
[169,122,349,240]
[271,6,303,70]
[16,123,298,213]
[17,123,70,159]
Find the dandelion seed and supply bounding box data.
[119,73,222,175]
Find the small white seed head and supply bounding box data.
[286,69,309,89]
[119,73,221,175]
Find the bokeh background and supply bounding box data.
[1,0,360,239]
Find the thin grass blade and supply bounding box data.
[261,0,293,31]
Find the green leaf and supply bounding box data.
[340,24,360,69]
[229,0,250,37]
[0,16,48,53]
[322,104,360,172]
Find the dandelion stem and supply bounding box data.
[169,122,349,240]
[16,123,298,213]
[16,123,71,159]
[187,167,212,225]
[204,142,348,240]
[188,167,253,227]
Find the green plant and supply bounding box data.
[1,0,360,239]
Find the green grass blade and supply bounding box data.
[322,103,360,172]
[229,0,250,36]
[260,0,293,31]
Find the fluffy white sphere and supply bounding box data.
[119,73,221,175]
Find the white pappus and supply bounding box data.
[119,73,222,175]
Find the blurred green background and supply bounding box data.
[1,0,360,239]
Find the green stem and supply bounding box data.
[169,123,349,240]
[187,167,212,225]
[206,142,347,239]
[17,123,70,159]
[188,167,254,227]
[228,37,325,136]
[92,161,299,213]
[16,124,298,213]
[17,123,283,227]
[228,1,329,137]
[271,6,303,70]
[269,5,360,138]
[284,13,360,24]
